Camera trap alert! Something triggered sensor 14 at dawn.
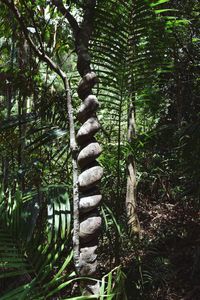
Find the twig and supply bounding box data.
[52,0,80,37]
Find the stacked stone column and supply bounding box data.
[76,72,103,294]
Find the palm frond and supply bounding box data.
[0,184,75,299]
[91,0,172,138]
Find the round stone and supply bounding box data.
[76,117,100,145]
[78,166,103,190]
[79,215,102,242]
[79,195,102,213]
[78,142,102,168]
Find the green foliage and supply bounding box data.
[100,266,127,300]
[0,184,75,299]
[0,0,199,298]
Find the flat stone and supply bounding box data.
[79,215,102,242]
[79,195,102,213]
[78,166,103,190]
[77,95,99,123]
[76,117,100,145]
[78,143,102,168]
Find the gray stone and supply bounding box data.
[78,166,103,190]
[79,215,102,242]
[78,142,102,168]
[79,260,97,276]
[77,95,99,123]
[76,117,100,145]
[80,245,98,264]
[79,194,102,213]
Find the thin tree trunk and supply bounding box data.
[18,38,29,191]
[126,99,140,236]
[3,83,12,193]
[63,77,80,271]
[125,1,140,236]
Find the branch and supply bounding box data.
[81,0,96,38]
[1,0,66,79]
[21,0,44,53]
[52,0,96,76]
[52,0,80,37]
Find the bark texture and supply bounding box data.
[126,103,140,235]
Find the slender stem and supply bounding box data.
[63,77,80,271]
[21,0,44,53]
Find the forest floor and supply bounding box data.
[123,198,200,300]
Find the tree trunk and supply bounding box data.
[17,37,29,191]
[126,101,140,235]
[74,2,103,295]
[126,3,140,236]
[3,81,12,193]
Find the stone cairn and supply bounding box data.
[76,71,103,294]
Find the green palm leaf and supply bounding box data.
[0,185,74,299]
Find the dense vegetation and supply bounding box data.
[0,0,199,299]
